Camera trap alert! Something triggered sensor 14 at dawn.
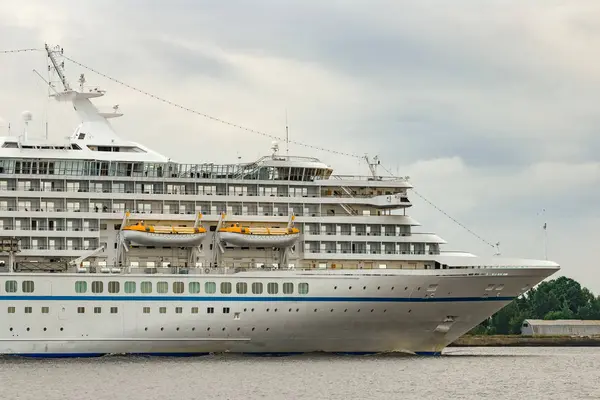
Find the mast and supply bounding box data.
[44,44,70,91]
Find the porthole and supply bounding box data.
[357,309,361,312]
[26,327,30,331]
[296,308,299,312]
[330,309,334,312]
[176,327,180,331]
[314,309,317,312]
[349,286,352,290]
[370,309,374,312]
[60,327,64,331]
[251,308,255,312]
[274,308,278,312]
[391,287,395,290]
[252,327,255,331]
[222,328,225,331]
[192,327,195,331]
[244,308,247,312]
[237,327,240,331]
[363,286,366,290]
[266,308,270,312]
[160,327,164,331]
[43,327,47,331]
[383,309,387,313]
[9,327,12,332]
[334,286,337,290]
[207,327,211,331]
[344,309,347,312]
[417,287,421,291]
[405,287,408,290]
[144,327,148,331]
[266,328,270,331]
[289,308,292,312]
[408,309,412,313]
[377,286,381,290]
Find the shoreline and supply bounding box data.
[449,335,600,347]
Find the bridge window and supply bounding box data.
[252,282,263,294]
[91,281,103,293]
[124,281,136,293]
[283,283,294,294]
[108,281,120,293]
[157,282,168,294]
[75,281,87,293]
[5,281,17,293]
[236,282,247,294]
[267,282,278,294]
[220,282,232,294]
[173,282,184,294]
[205,282,216,294]
[298,283,309,295]
[22,281,34,293]
[189,282,200,294]
[141,282,152,294]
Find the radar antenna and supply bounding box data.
[364,155,381,180]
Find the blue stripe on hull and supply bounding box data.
[0,295,514,302]
[11,351,442,358]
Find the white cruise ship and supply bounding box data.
[0,45,559,357]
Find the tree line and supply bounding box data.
[470,276,600,335]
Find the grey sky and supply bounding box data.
[1,1,599,290]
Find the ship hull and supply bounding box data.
[219,232,300,248]
[122,230,206,247]
[0,266,557,357]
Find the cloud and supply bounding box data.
[1,1,600,291]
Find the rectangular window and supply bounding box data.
[41,307,49,314]
[91,281,103,293]
[252,282,263,294]
[267,282,278,294]
[157,282,168,294]
[7,306,15,313]
[111,307,118,314]
[75,281,87,293]
[173,282,184,294]
[124,281,136,293]
[207,307,214,314]
[108,281,120,293]
[5,281,17,293]
[22,281,35,293]
[24,306,32,314]
[220,282,232,294]
[77,307,85,314]
[223,307,230,314]
[143,307,150,314]
[191,307,199,314]
[175,307,183,314]
[283,282,294,294]
[189,282,200,294]
[205,282,216,294]
[298,282,309,295]
[236,282,247,294]
[141,281,152,294]
[94,307,102,314]
[159,307,167,314]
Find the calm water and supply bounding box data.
[1,347,599,400]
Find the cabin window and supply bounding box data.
[77,307,85,314]
[159,307,167,314]
[108,281,120,293]
[75,281,87,293]
[5,281,17,293]
[189,282,200,294]
[283,283,294,294]
[207,307,214,314]
[22,281,34,293]
[91,281,103,293]
[252,282,263,294]
[173,282,184,294]
[236,282,247,294]
[205,282,216,294]
[111,307,118,314]
[143,307,150,314]
[220,282,232,294]
[298,283,309,295]
[223,307,230,314]
[191,307,199,314]
[141,282,152,294]
[267,282,278,294]
[124,281,136,293]
[175,307,183,314]
[24,306,32,314]
[157,282,168,294]
[94,307,102,314]
[7,306,15,313]
[41,307,49,314]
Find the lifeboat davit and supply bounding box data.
[122,223,207,247]
[219,224,300,248]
